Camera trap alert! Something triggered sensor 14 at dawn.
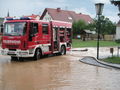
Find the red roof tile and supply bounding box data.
[24,14,40,19]
[40,8,93,23]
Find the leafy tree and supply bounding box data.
[72,20,87,39]
[100,16,116,35]
[86,21,96,31]
[94,16,116,39]
[72,16,116,40]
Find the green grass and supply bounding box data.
[103,57,120,64]
[72,39,120,48]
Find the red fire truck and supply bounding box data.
[1,17,72,60]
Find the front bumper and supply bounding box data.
[1,49,34,57]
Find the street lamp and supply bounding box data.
[95,3,104,59]
[110,0,120,17]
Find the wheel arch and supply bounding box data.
[60,44,66,51]
[33,46,43,56]
[60,44,66,55]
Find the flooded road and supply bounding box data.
[0,53,120,90]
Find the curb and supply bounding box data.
[90,56,120,69]
[79,57,112,69]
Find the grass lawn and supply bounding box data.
[103,57,120,64]
[72,39,120,48]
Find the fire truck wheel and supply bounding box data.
[11,56,18,61]
[19,57,24,61]
[60,46,66,55]
[34,49,41,60]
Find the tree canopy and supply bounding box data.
[72,16,116,38]
[99,16,116,35]
[72,20,87,38]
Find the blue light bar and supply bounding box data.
[6,18,13,20]
[20,17,31,20]
[5,17,31,21]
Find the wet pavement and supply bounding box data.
[71,47,119,59]
[0,47,120,90]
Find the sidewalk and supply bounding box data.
[71,47,120,69]
[71,47,119,59]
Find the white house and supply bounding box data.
[116,22,120,40]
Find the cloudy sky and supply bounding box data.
[0,0,119,22]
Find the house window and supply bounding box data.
[42,24,48,34]
[68,17,72,20]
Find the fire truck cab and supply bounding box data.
[1,17,72,60]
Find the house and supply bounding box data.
[0,17,4,43]
[116,21,120,40]
[0,17,4,33]
[40,8,93,24]
[23,14,40,20]
[0,18,4,25]
[79,30,96,40]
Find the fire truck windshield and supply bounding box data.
[4,22,27,36]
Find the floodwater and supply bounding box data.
[0,50,120,90]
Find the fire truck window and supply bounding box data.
[23,23,27,35]
[30,23,38,35]
[33,23,38,34]
[42,24,48,34]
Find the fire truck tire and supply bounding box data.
[11,56,18,61]
[19,57,24,61]
[34,49,41,60]
[60,45,66,55]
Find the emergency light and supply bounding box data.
[20,17,31,20]
[6,17,31,21]
[6,18,13,20]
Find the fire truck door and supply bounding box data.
[53,27,59,51]
[42,24,51,52]
[28,23,39,46]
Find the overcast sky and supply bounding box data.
[0,0,119,22]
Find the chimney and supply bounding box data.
[57,8,61,12]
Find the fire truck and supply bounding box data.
[1,17,72,60]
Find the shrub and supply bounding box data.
[115,39,120,43]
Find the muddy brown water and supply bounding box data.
[0,54,120,90]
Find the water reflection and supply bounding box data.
[2,56,72,90]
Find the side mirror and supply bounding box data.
[30,33,35,37]
[29,33,35,41]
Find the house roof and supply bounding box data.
[24,14,40,19]
[40,8,93,23]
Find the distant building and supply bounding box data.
[0,18,4,34]
[23,14,40,20]
[40,8,93,24]
[116,21,120,40]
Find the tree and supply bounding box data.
[72,20,87,39]
[72,16,116,40]
[95,16,116,39]
[100,16,116,35]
